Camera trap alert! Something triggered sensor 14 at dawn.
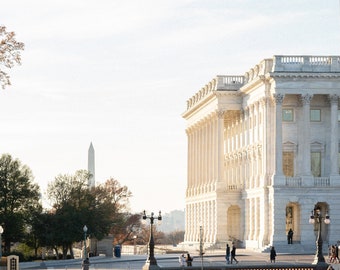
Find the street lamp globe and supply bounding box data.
[0,225,3,259]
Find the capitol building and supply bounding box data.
[182,55,340,252]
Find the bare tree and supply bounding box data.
[0,26,24,89]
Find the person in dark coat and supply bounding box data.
[287,229,293,244]
[230,243,238,264]
[186,253,193,266]
[270,246,277,263]
[225,244,230,264]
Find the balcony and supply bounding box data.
[285,176,330,187]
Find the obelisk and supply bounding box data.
[88,142,95,188]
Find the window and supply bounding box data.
[311,152,321,177]
[310,109,321,122]
[283,152,294,177]
[282,109,294,122]
[338,110,340,121]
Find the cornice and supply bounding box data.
[268,72,340,79]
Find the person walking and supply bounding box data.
[225,243,230,264]
[186,253,193,266]
[287,229,293,244]
[270,246,277,263]
[179,253,186,267]
[230,243,238,264]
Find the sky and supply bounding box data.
[1,0,340,214]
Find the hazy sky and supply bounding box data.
[1,0,340,213]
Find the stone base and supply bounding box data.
[142,262,160,270]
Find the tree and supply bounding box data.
[46,172,133,259]
[0,154,41,253]
[47,170,93,258]
[112,213,143,245]
[0,26,24,89]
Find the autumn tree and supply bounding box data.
[0,154,41,253]
[0,26,24,89]
[112,213,143,245]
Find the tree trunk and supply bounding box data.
[69,244,74,259]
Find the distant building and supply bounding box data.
[160,210,185,233]
[88,142,95,188]
[182,55,340,252]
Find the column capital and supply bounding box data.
[272,93,285,104]
[217,110,225,119]
[300,93,313,105]
[328,94,339,104]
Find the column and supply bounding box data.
[193,128,198,191]
[273,94,284,175]
[187,130,192,194]
[217,110,225,185]
[300,94,313,176]
[329,94,339,176]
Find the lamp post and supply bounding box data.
[199,225,204,270]
[133,235,137,255]
[309,207,330,265]
[83,225,88,259]
[0,226,3,260]
[142,210,162,270]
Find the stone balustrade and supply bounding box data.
[285,176,330,187]
[273,55,340,72]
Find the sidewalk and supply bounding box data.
[19,249,331,269]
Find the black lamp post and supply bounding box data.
[142,210,162,270]
[309,207,330,265]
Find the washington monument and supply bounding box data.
[88,142,95,188]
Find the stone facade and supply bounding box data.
[182,55,340,252]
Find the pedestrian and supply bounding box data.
[179,253,186,267]
[82,258,90,270]
[230,243,238,264]
[270,246,277,263]
[225,243,230,264]
[287,229,293,244]
[186,253,193,266]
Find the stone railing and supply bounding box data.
[314,177,330,187]
[243,55,340,86]
[285,177,302,187]
[273,55,340,72]
[285,176,330,187]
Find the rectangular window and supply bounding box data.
[310,109,321,122]
[338,110,340,121]
[282,109,294,122]
[283,152,294,177]
[311,152,321,177]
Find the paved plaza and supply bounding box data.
[18,249,336,270]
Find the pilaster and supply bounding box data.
[329,94,339,176]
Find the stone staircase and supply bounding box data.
[259,243,318,254]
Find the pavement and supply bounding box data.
[18,249,336,269]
